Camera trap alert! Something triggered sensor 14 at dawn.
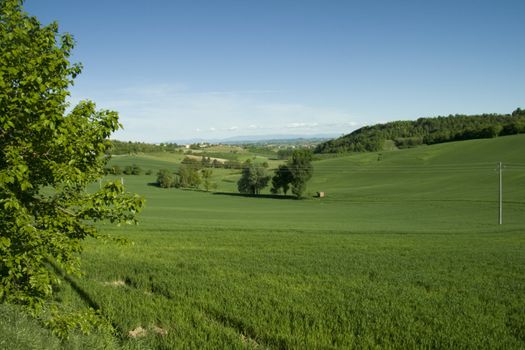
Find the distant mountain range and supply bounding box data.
[169,133,340,145]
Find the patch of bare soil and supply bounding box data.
[103,280,126,287]
[240,334,260,348]
[151,325,168,336]
[128,326,147,338]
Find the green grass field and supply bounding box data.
[3,135,525,349]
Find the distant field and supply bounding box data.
[6,135,525,349]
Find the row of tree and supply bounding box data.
[109,140,180,155]
[103,164,152,175]
[156,150,314,197]
[183,156,269,170]
[315,109,525,153]
[237,150,314,197]
[156,166,215,191]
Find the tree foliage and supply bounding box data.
[177,163,201,189]
[270,150,314,198]
[123,163,142,175]
[109,140,179,155]
[237,163,270,195]
[0,0,144,309]
[200,168,215,192]
[271,164,293,195]
[156,169,176,188]
[315,109,525,153]
[276,148,294,160]
[288,150,313,197]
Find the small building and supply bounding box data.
[317,191,325,198]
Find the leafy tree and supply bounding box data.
[131,163,142,175]
[112,165,122,175]
[200,168,215,192]
[177,164,201,189]
[200,156,211,168]
[224,160,241,169]
[156,169,176,188]
[271,164,293,195]
[277,148,294,160]
[0,0,144,310]
[181,156,202,170]
[237,163,270,195]
[288,150,313,197]
[512,108,524,117]
[211,159,222,168]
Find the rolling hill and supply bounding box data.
[4,134,524,349]
[315,108,525,153]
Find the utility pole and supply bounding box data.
[498,162,503,225]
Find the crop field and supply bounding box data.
[4,135,525,349]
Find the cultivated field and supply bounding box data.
[3,135,525,349]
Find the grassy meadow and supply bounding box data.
[3,135,525,349]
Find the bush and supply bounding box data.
[131,164,142,175]
[112,166,122,175]
[157,169,176,188]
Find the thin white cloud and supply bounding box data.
[286,122,319,129]
[71,84,361,142]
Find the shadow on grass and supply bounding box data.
[47,259,126,338]
[146,182,214,193]
[212,192,298,200]
[47,259,100,310]
[145,182,312,199]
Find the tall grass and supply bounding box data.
[4,135,525,348]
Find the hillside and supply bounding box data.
[6,135,524,349]
[103,135,525,230]
[83,135,525,349]
[315,108,525,153]
[311,134,525,205]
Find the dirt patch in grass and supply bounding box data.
[240,334,260,348]
[128,326,147,338]
[103,280,126,287]
[151,325,168,336]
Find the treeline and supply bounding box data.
[103,164,152,175]
[156,151,314,198]
[315,108,525,153]
[156,159,216,191]
[156,156,253,191]
[183,156,269,170]
[109,140,179,154]
[157,168,215,191]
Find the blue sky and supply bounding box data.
[25,0,525,142]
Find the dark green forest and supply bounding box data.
[315,108,525,153]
